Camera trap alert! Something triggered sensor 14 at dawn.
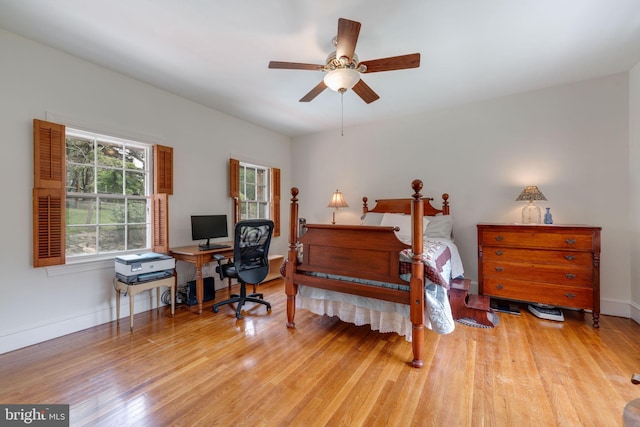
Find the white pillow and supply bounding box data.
[361,212,384,226]
[425,215,454,240]
[380,213,429,245]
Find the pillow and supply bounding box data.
[425,215,454,240]
[361,212,384,226]
[380,213,429,245]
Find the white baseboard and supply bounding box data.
[0,290,166,355]
[630,300,640,324]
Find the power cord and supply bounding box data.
[161,286,189,305]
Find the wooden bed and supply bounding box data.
[284,179,450,368]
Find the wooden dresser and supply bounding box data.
[477,223,601,327]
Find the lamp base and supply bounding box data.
[522,202,541,224]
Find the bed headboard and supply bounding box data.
[362,190,450,216]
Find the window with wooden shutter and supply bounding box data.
[32,119,174,265]
[229,158,280,236]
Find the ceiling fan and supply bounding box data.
[268,18,421,104]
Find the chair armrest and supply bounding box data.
[213,254,225,262]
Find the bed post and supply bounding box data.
[285,187,299,328]
[410,179,425,368]
[441,193,450,215]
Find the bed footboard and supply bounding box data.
[286,180,427,368]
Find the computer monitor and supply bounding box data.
[191,215,228,250]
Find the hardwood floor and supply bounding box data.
[1,279,639,426]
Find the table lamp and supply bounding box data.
[328,189,348,224]
[515,186,547,224]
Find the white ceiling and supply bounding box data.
[1,0,640,137]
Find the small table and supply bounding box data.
[115,276,175,331]
[169,244,234,314]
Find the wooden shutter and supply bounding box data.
[33,119,66,267]
[152,193,169,253]
[34,119,65,189]
[271,167,281,237]
[33,188,65,267]
[154,144,173,195]
[153,144,172,253]
[230,158,240,225]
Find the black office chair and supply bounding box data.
[212,219,274,319]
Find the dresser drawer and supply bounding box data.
[482,246,593,265]
[482,277,593,308]
[481,230,594,250]
[482,260,593,287]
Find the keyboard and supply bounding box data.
[198,244,231,250]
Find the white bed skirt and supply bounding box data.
[296,284,455,342]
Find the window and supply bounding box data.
[229,158,280,237]
[33,119,172,267]
[65,128,152,258]
[239,162,270,220]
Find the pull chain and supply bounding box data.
[341,90,344,136]
[338,87,347,136]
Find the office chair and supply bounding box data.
[212,219,274,319]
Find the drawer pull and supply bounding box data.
[495,250,503,256]
[495,235,504,241]
[565,273,576,279]
[495,267,503,272]
[496,284,504,290]
[565,238,576,245]
[565,293,576,299]
[564,255,576,261]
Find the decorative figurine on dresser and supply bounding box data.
[477,223,601,327]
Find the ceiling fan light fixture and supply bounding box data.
[324,68,360,92]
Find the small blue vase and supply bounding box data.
[544,207,553,224]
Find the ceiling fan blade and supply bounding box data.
[268,61,324,71]
[336,18,361,63]
[360,53,421,73]
[299,81,328,102]
[352,79,380,104]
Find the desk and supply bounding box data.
[169,244,233,314]
[115,275,175,331]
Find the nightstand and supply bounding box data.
[477,223,601,327]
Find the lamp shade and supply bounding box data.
[515,186,547,202]
[323,68,360,92]
[328,190,349,208]
[515,186,547,224]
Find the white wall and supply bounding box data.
[291,73,631,318]
[0,29,291,354]
[629,62,640,324]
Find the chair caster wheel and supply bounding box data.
[236,312,243,320]
[213,307,219,313]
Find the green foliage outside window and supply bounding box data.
[65,131,151,257]
[239,163,269,220]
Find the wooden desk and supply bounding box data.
[169,244,233,314]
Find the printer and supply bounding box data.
[115,252,175,284]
